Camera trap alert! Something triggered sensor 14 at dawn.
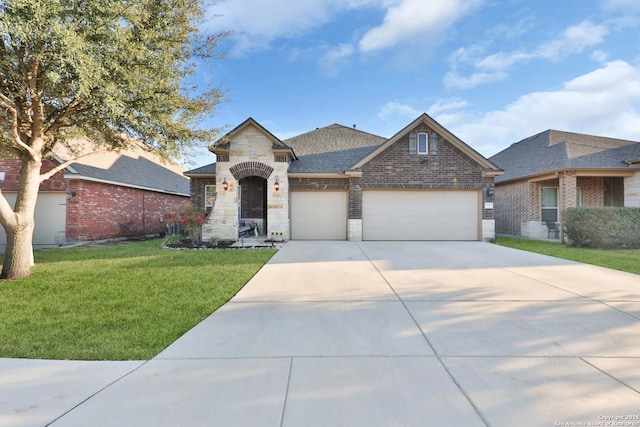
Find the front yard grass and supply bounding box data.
[0,240,276,360]
[495,237,640,275]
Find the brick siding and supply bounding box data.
[288,178,349,191]
[66,180,189,241]
[495,181,530,235]
[190,177,216,210]
[0,157,189,242]
[362,128,486,190]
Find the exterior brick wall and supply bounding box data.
[239,176,266,218]
[495,181,530,235]
[288,178,349,190]
[190,177,216,211]
[361,127,495,222]
[577,177,604,206]
[362,128,485,190]
[349,177,362,219]
[0,157,66,192]
[66,180,189,241]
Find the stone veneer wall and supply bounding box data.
[203,125,289,241]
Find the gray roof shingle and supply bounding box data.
[490,130,640,183]
[184,163,216,176]
[284,124,386,172]
[68,156,190,195]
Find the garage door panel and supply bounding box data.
[0,192,67,245]
[291,191,347,240]
[363,191,478,241]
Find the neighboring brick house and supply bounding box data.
[0,140,190,246]
[185,114,503,241]
[489,130,640,240]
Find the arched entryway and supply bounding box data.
[238,176,267,234]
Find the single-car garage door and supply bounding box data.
[362,190,479,240]
[291,191,347,240]
[0,192,67,246]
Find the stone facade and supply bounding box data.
[204,125,290,241]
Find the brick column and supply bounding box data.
[559,171,577,241]
[348,177,363,241]
[625,173,640,207]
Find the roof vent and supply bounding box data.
[353,124,356,129]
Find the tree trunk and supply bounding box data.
[1,226,34,279]
[0,157,41,280]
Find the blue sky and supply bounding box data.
[187,0,640,168]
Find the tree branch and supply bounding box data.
[0,191,18,231]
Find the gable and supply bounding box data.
[490,130,640,183]
[210,117,296,161]
[350,113,502,175]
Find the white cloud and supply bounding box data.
[359,0,483,52]
[438,60,640,156]
[603,0,640,11]
[207,0,367,55]
[591,50,609,63]
[427,98,470,115]
[535,21,608,60]
[378,101,420,120]
[446,21,609,89]
[319,44,355,76]
[443,71,507,89]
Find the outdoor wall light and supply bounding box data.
[486,185,495,197]
[66,191,76,200]
[274,177,280,192]
[222,178,228,191]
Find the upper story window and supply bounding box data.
[417,133,428,154]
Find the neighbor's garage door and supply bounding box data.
[362,191,479,240]
[0,192,66,245]
[291,191,347,240]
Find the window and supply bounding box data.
[417,132,428,154]
[541,187,558,222]
[576,187,582,207]
[205,185,216,208]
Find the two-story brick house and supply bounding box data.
[185,114,503,242]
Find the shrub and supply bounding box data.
[163,233,184,247]
[564,207,640,248]
[163,205,207,244]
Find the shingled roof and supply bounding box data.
[284,124,386,173]
[56,139,190,196]
[490,130,640,183]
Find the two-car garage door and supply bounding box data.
[290,189,479,241]
[362,191,479,240]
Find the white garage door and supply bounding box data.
[0,192,67,246]
[291,191,347,240]
[362,191,479,241]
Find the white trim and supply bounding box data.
[417,132,429,154]
[63,174,189,196]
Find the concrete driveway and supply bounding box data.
[3,241,640,426]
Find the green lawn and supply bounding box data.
[495,237,640,275]
[0,240,276,360]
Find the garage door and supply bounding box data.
[0,192,67,246]
[291,191,347,240]
[362,191,479,240]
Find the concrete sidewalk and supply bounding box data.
[2,241,640,426]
